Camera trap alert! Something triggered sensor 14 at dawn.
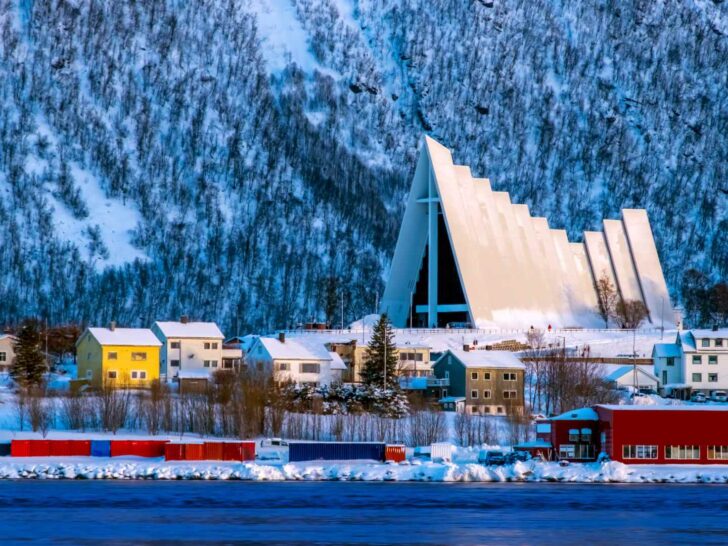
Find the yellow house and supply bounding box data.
[76,325,162,388]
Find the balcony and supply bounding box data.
[399,376,450,390]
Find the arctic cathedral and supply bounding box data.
[381,137,674,329]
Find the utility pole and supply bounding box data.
[340,289,344,330]
[632,328,638,398]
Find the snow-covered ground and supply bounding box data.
[1,457,727,483]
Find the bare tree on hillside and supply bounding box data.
[595,271,619,328]
[614,299,649,329]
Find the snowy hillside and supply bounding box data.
[0,0,725,332]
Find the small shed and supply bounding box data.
[439,396,466,412]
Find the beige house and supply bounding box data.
[328,339,433,383]
[151,319,224,379]
[0,334,17,372]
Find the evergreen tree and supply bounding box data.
[361,314,399,389]
[11,319,46,387]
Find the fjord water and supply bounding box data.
[1,481,726,544]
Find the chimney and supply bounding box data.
[109,321,116,331]
[462,344,469,352]
[279,332,286,343]
[180,315,189,324]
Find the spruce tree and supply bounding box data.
[11,319,46,388]
[361,314,399,390]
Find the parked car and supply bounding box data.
[638,388,657,396]
[710,391,727,403]
[691,392,707,403]
[505,451,530,464]
[479,450,506,466]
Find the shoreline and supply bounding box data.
[1,459,727,484]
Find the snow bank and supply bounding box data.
[1,459,727,483]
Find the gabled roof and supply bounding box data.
[253,337,332,361]
[0,334,17,342]
[84,328,162,347]
[690,328,728,340]
[606,365,659,383]
[677,331,696,352]
[437,348,525,369]
[153,321,224,339]
[329,352,347,371]
[652,343,681,358]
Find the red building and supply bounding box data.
[542,405,728,464]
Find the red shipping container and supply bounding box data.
[222,441,255,461]
[184,444,205,461]
[28,440,52,457]
[204,442,224,461]
[11,440,30,457]
[111,440,168,458]
[385,445,406,463]
[164,444,185,461]
[49,440,91,457]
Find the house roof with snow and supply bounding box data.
[436,348,525,369]
[0,334,17,343]
[690,328,728,340]
[606,365,659,383]
[596,404,728,412]
[652,343,681,358]
[329,352,347,370]
[82,327,162,347]
[551,408,598,421]
[251,336,332,362]
[152,321,224,339]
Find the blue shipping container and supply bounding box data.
[0,443,10,457]
[288,442,385,462]
[91,440,111,457]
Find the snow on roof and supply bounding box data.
[606,365,659,383]
[0,334,17,342]
[153,321,224,339]
[440,348,525,369]
[690,328,728,339]
[329,352,347,370]
[551,408,599,421]
[86,327,162,347]
[678,331,696,352]
[597,404,728,412]
[652,343,681,358]
[255,337,332,361]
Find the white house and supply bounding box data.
[247,333,346,386]
[0,334,17,372]
[151,318,225,379]
[606,365,659,390]
[653,329,728,395]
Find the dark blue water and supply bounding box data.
[0,481,726,544]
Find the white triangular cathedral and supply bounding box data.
[381,136,674,329]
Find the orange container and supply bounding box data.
[184,444,205,461]
[385,445,406,463]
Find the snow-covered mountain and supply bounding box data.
[0,0,725,333]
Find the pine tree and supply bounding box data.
[11,319,46,388]
[361,314,399,389]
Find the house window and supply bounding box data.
[107,352,117,360]
[716,339,724,347]
[469,406,478,414]
[0,352,6,362]
[471,390,478,399]
[471,372,478,380]
[708,446,728,460]
[692,355,701,365]
[559,445,575,459]
[276,362,290,371]
[85,370,92,379]
[692,373,702,382]
[211,360,218,368]
[581,428,592,441]
[204,342,211,350]
[484,372,491,380]
[131,352,147,361]
[622,445,658,459]
[701,339,710,348]
[212,343,218,350]
[204,360,211,367]
[445,371,450,379]
[665,445,700,460]
[503,390,517,399]
[503,372,517,381]
[709,373,718,382]
[496,407,504,414]
[568,429,580,442]
[131,371,147,380]
[666,357,674,367]
[301,363,320,374]
[415,353,424,361]
[483,390,491,399]
[107,371,118,379]
[442,389,448,398]
[709,355,718,365]
[170,341,180,349]
[170,359,180,367]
